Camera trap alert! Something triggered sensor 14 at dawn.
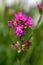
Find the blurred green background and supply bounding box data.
[0,0,43,65]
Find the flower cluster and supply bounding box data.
[12,41,31,53]
[9,12,34,53]
[9,12,34,37]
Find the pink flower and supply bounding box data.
[14,13,19,21]
[14,25,25,36]
[22,14,27,21]
[38,4,43,9]
[12,41,20,50]
[24,41,32,51]
[26,16,34,29]
[9,12,34,37]
[12,41,32,52]
[9,21,13,27]
[12,44,18,49]
[14,12,26,22]
[26,41,32,46]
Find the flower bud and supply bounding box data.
[38,4,43,15]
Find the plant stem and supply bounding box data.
[37,14,42,26]
[29,13,42,40]
[17,55,22,65]
[19,36,22,65]
[19,58,21,65]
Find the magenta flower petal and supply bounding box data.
[26,41,32,46]
[14,25,25,36]
[15,18,19,21]
[38,4,43,9]
[14,11,27,22]
[23,41,32,51]
[18,12,23,21]
[14,13,19,21]
[18,11,23,15]
[26,16,34,29]
[16,32,20,36]
[22,15,27,21]
[13,45,18,49]
[29,26,32,29]
[9,21,13,27]
[12,43,18,49]
[14,13,18,17]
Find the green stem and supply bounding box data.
[18,52,22,65]
[19,36,22,65]
[19,58,21,65]
[29,14,42,40]
[37,14,42,26]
